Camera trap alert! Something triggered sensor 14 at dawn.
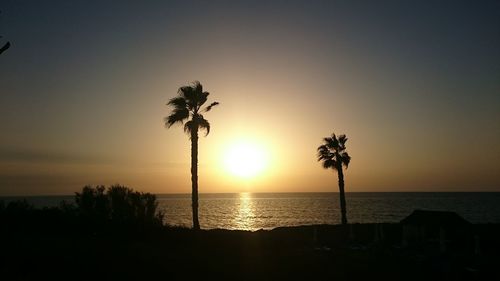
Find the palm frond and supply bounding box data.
[317,144,328,153]
[323,136,338,150]
[317,145,332,161]
[322,159,337,169]
[191,81,208,108]
[338,134,347,144]
[198,91,209,107]
[178,85,195,109]
[204,101,219,112]
[167,96,187,109]
[338,134,348,150]
[331,134,339,149]
[318,132,350,171]
[318,154,334,162]
[165,108,189,127]
[193,81,202,93]
[183,120,194,134]
[198,116,211,136]
[341,152,351,168]
[166,81,218,138]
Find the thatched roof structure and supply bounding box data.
[400,210,470,227]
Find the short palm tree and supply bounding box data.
[317,133,351,225]
[165,81,219,230]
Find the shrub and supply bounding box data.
[74,184,164,227]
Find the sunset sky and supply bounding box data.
[0,0,499,195]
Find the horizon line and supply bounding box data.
[1,190,499,197]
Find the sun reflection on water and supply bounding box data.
[234,192,254,230]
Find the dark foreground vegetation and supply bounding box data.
[1,186,499,281]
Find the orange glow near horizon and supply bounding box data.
[1,2,499,196]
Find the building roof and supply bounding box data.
[400,209,470,227]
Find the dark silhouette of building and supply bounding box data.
[401,210,470,252]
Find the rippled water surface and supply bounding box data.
[156,192,500,230]
[4,192,500,230]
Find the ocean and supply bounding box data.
[2,192,500,231]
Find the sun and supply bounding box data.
[223,142,268,178]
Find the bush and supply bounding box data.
[0,185,165,234]
[5,199,34,212]
[75,184,165,227]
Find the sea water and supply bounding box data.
[4,192,500,231]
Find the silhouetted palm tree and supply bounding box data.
[317,133,351,225]
[165,81,219,230]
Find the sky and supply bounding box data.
[0,0,499,195]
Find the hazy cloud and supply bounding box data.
[0,147,109,164]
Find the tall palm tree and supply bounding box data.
[165,81,219,230]
[317,133,351,225]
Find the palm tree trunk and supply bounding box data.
[337,165,348,225]
[191,127,200,230]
